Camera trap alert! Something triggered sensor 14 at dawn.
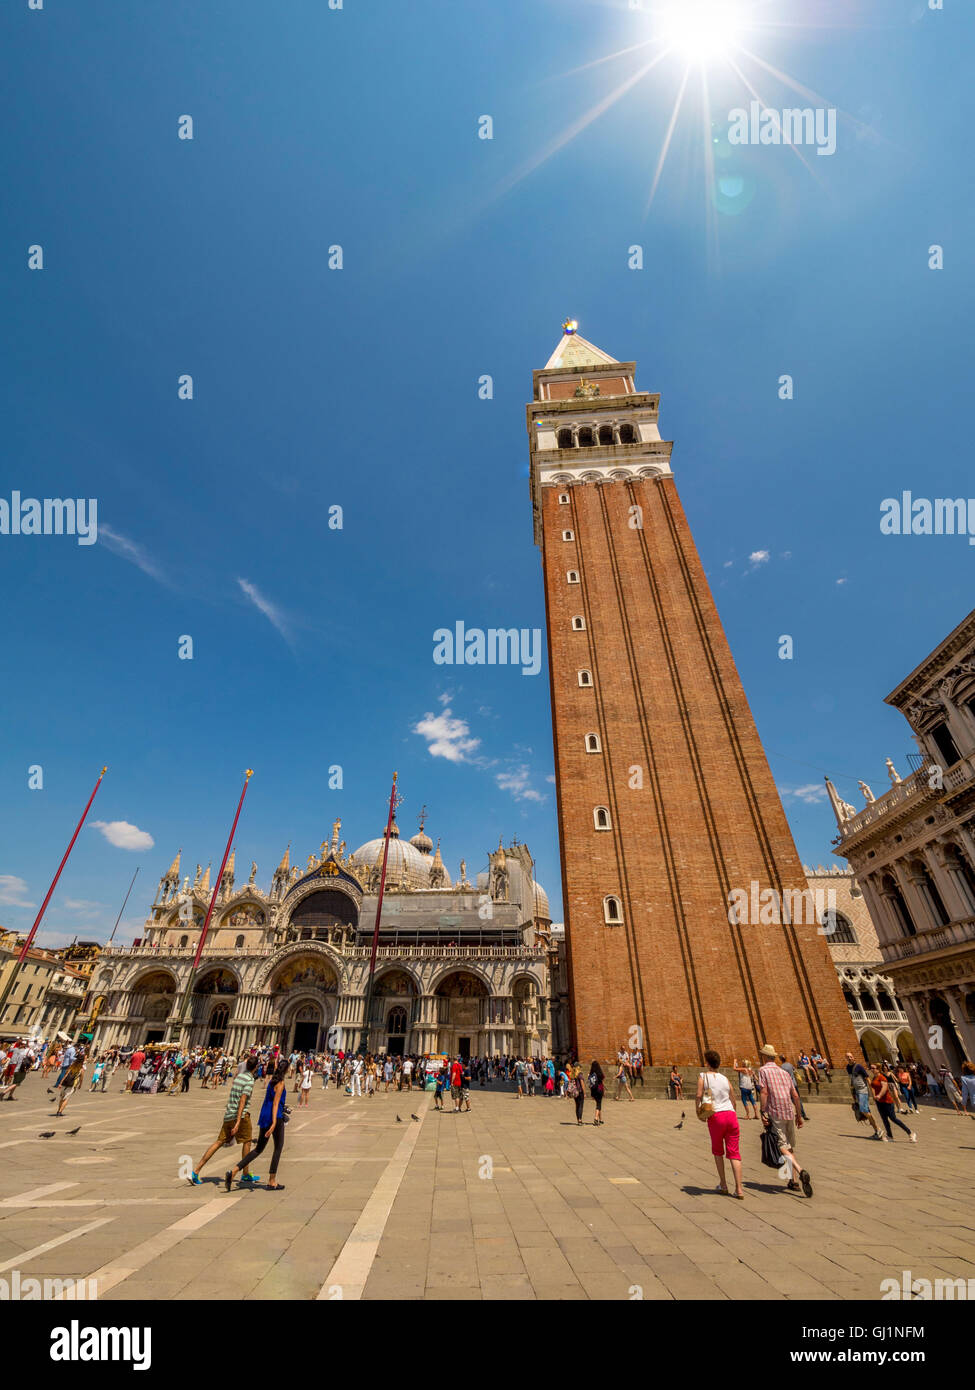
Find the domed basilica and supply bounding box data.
[87,810,559,1059]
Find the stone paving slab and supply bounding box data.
[1,1075,973,1300]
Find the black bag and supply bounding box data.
[760,1123,783,1169]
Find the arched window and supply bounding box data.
[571,616,586,630]
[387,1005,408,1034]
[235,934,245,949]
[577,426,595,447]
[562,529,574,541]
[585,734,601,753]
[594,806,611,830]
[603,896,622,924]
[881,874,917,937]
[179,935,188,948]
[945,843,975,913]
[598,425,614,446]
[929,722,960,768]
[557,428,574,449]
[618,423,637,444]
[578,670,592,687]
[567,570,580,584]
[822,911,857,945]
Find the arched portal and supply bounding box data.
[434,970,489,1059]
[859,1028,891,1063]
[286,999,324,1055]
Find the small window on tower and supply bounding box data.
[557,428,574,449]
[598,425,614,446]
[235,934,245,949]
[618,423,637,444]
[562,529,574,541]
[594,806,611,830]
[603,895,622,924]
[567,571,580,584]
[558,493,570,504]
[577,426,596,447]
[571,616,585,630]
[586,733,601,753]
[578,669,592,687]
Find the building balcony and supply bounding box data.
[834,766,939,843]
[882,916,975,964]
[98,942,547,964]
[848,1008,909,1025]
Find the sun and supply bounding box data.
[658,0,744,64]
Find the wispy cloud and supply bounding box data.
[496,766,546,803]
[237,578,293,645]
[780,783,827,805]
[747,549,770,569]
[92,820,154,851]
[62,898,103,914]
[413,707,481,763]
[0,874,34,907]
[99,525,170,586]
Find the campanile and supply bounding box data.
[529,323,857,1066]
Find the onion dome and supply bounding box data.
[410,805,433,856]
[532,881,551,922]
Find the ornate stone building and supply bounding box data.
[803,865,917,1062]
[85,812,555,1059]
[827,607,975,1075]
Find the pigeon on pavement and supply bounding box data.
[395,1115,402,1122]
[66,1126,81,1136]
[674,1111,686,1130]
[39,1131,56,1139]
[411,1114,419,1122]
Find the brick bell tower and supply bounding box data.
[529,322,857,1067]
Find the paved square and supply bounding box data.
[1,1076,972,1300]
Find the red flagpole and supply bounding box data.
[0,766,107,1024]
[359,771,399,1052]
[171,770,253,1040]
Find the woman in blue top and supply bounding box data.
[226,1058,288,1191]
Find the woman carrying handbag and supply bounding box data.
[566,1062,585,1124]
[696,1049,745,1199]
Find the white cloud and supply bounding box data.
[437,691,453,707]
[0,875,34,907]
[723,560,733,568]
[413,707,481,763]
[748,550,770,568]
[99,525,169,585]
[781,784,827,805]
[546,774,557,784]
[237,577,293,644]
[62,899,102,914]
[836,577,848,585]
[92,820,154,851]
[496,766,545,803]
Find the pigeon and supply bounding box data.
[411,1114,419,1122]
[674,1111,686,1130]
[396,1115,402,1122]
[66,1126,81,1136]
[39,1131,56,1139]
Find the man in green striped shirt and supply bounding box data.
[189,1055,258,1186]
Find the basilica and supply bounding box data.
[86,812,559,1060]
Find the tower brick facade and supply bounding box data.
[529,328,857,1066]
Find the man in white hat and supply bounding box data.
[757,1043,812,1197]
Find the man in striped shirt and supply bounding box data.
[757,1044,813,1197]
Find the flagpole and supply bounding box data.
[169,770,253,1044]
[0,766,107,1028]
[358,771,400,1054]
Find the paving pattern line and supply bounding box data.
[1,1182,78,1207]
[316,1100,429,1301]
[55,1195,243,1298]
[0,1217,114,1274]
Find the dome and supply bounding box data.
[351,833,432,891]
[410,828,433,854]
[532,881,551,921]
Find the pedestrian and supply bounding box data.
[733,1057,761,1119]
[402,1056,414,1092]
[869,1063,917,1142]
[449,1056,463,1113]
[756,1043,812,1196]
[614,1051,634,1102]
[298,1063,312,1107]
[227,1058,288,1191]
[89,1058,105,1093]
[588,1059,605,1125]
[942,1067,966,1115]
[894,1062,918,1114]
[669,1065,683,1101]
[514,1057,526,1098]
[696,1049,744,1199]
[461,1056,472,1112]
[189,1055,259,1186]
[55,1050,86,1116]
[845,1052,885,1140]
[567,1061,585,1125]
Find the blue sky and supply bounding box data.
[1,0,972,946]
